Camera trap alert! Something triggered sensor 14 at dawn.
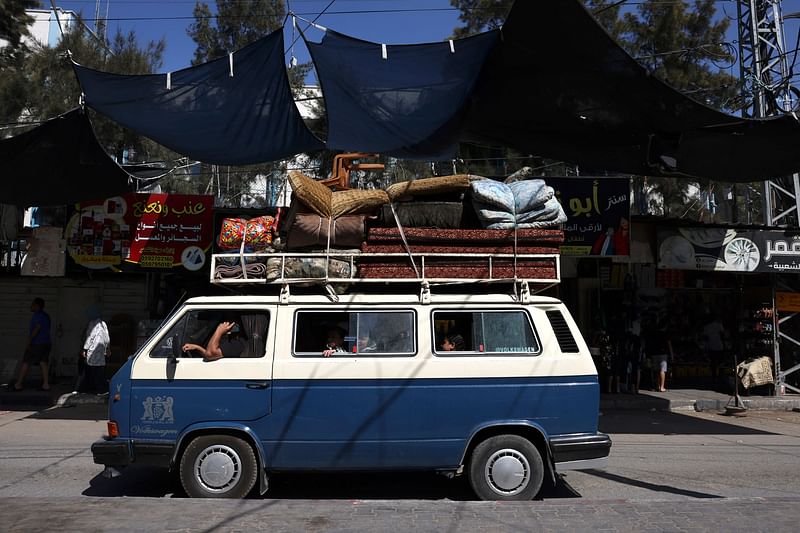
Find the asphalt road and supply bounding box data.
[2,404,800,531]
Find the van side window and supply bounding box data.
[293,310,416,357]
[149,309,269,358]
[433,310,539,356]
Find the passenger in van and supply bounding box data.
[182,321,244,362]
[323,327,348,357]
[441,333,466,351]
[357,333,378,353]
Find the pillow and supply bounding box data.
[217,216,275,251]
[470,179,514,213]
[288,170,332,217]
[386,174,473,201]
[509,180,554,213]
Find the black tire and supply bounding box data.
[468,434,544,501]
[179,435,258,498]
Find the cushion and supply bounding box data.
[217,216,274,250]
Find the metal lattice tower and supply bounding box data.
[737,0,799,395]
[736,0,793,118]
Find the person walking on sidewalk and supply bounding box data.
[80,306,110,394]
[12,297,52,391]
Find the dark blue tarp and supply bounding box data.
[306,29,499,159]
[73,30,322,165]
[0,108,132,206]
[462,0,800,181]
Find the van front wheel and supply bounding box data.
[468,435,544,501]
[180,435,258,498]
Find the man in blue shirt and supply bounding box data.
[13,297,52,391]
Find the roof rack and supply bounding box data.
[210,251,560,300]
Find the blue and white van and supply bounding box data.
[92,290,610,500]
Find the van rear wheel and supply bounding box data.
[179,435,257,498]
[468,434,544,501]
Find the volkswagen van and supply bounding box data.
[92,285,609,501]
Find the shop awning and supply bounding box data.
[461,0,800,181]
[305,29,499,159]
[72,29,323,166]
[0,108,132,207]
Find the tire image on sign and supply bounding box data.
[468,434,544,501]
[179,435,258,498]
[723,237,760,272]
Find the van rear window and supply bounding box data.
[293,310,415,357]
[433,310,539,356]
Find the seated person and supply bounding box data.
[357,332,378,353]
[183,321,245,362]
[323,327,348,357]
[440,333,465,352]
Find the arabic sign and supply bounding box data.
[658,227,800,273]
[66,193,213,271]
[550,177,630,256]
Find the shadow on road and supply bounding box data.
[581,469,722,499]
[27,403,109,421]
[599,409,775,435]
[82,469,582,501]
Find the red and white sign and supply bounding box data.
[66,193,213,271]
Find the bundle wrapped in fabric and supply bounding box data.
[471,179,566,229]
[217,216,275,251]
[287,213,365,249]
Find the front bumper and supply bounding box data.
[550,433,612,471]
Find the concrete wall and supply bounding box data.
[0,277,148,384]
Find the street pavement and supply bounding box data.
[2,386,800,531]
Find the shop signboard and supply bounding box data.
[550,177,630,256]
[776,292,800,313]
[66,193,213,272]
[658,227,800,273]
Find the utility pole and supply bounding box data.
[736,0,798,395]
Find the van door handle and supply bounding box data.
[246,381,270,389]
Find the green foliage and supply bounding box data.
[188,0,286,64]
[619,1,736,109]
[0,0,38,50]
[449,1,624,39]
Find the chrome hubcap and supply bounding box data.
[485,448,530,495]
[194,444,241,493]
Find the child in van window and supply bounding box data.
[323,327,348,357]
[441,333,465,351]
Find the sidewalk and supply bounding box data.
[601,388,800,412]
[0,380,107,410]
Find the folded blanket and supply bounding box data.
[470,179,563,228]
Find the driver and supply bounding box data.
[182,321,244,362]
